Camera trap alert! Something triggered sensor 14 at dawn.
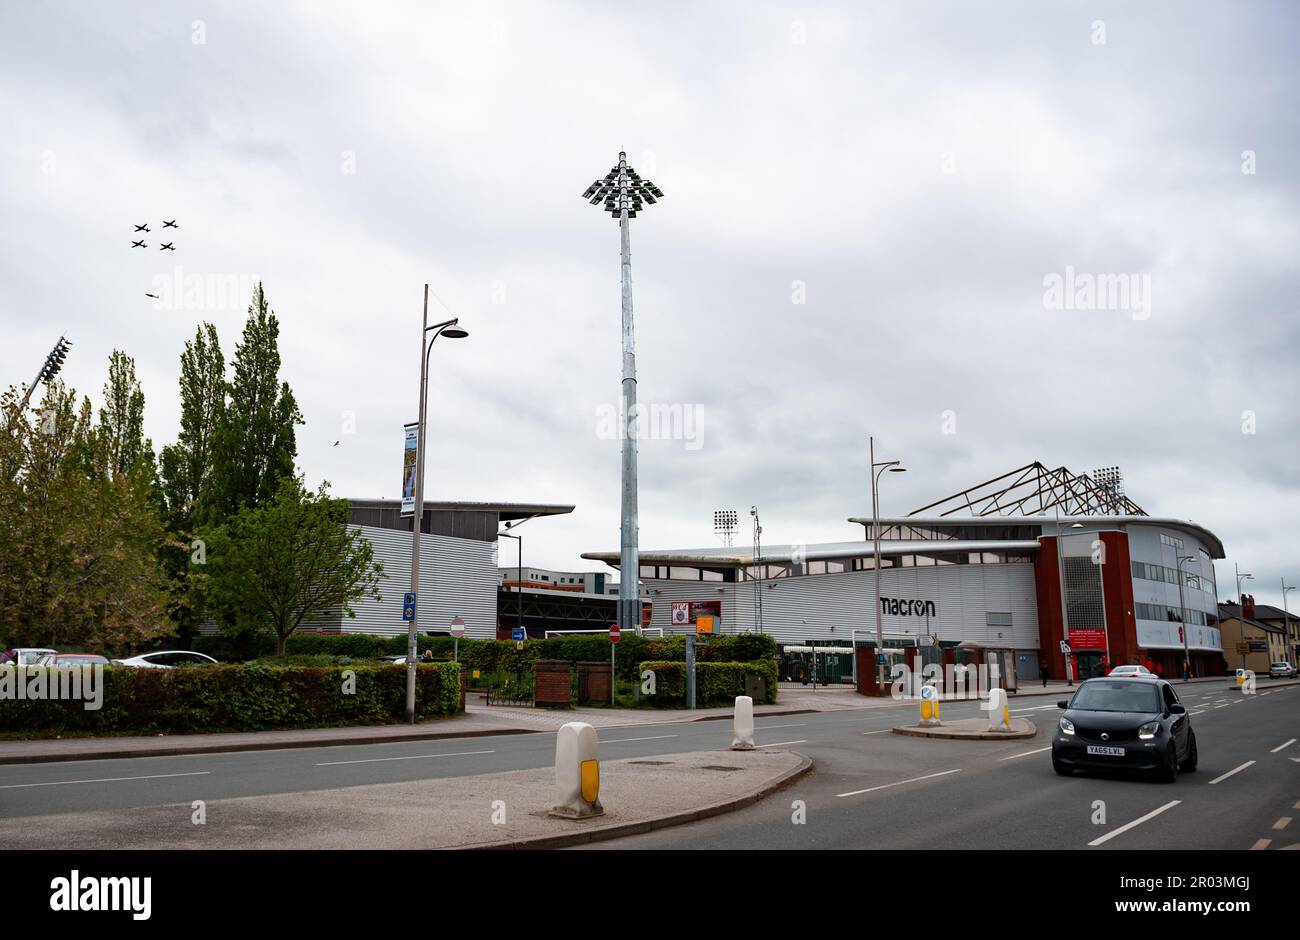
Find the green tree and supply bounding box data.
[205,283,302,521]
[0,381,171,650]
[199,478,383,655]
[159,323,225,520]
[99,349,150,479]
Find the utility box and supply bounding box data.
[744,673,767,703]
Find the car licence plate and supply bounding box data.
[1086,745,1125,757]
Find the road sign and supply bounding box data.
[1236,642,1250,655]
[402,592,417,622]
[449,616,465,639]
[609,624,621,644]
[511,626,525,642]
[1059,640,1071,654]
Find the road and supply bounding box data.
[0,681,1295,849]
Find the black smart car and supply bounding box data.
[1051,676,1197,782]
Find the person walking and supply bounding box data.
[1040,661,1049,687]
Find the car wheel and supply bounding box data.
[1157,743,1179,783]
[1180,731,1198,772]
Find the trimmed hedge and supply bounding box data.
[191,632,779,684]
[637,660,780,707]
[0,662,462,735]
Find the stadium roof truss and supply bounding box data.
[908,462,1147,518]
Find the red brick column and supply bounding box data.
[1035,536,1067,680]
[534,660,572,708]
[1098,531,1138,666]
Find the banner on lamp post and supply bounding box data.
[401,422,419,516]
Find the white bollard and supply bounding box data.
[987,687,1011,732]
[731,695,755,749]
[549,721,604,818]
[918,684,941,726]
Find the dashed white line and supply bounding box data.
[754,722,807,730]
[754,739,808,749]
[1251,839,1272,850]
[316,749,495,766]
[837,768,961,798]
[1270,738,1296,753]
[1273,817,1292,831]
[1189,710,1206,716]
[0,771,211,790]
[862,729,891,735]
[999,746,1052,761]
[1208,761,1256,785]
[1088,800,1181,847]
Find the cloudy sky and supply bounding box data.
[2,1,1297,609]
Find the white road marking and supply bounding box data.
[999,746,1052,761]
[1012,705,1059,713]
[1214,703,1232,709]
[1251,839,1272,850]
[754,739,808,749]
[602,734,678,744]
[837,768,961,798]
[1189,710,1206,716]
[862,729,891,735]
[1088,800,1181,847]
[0,770,211,790]
[1208,761,1256,785]
[1273,817,1292,831]
[316,749,495,766]
[754,722,807,730]
[1270,738,1296,753]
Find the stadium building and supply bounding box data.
[582,463,1228,685]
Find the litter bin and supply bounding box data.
[744,674,767,702]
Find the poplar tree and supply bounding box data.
[205,283,302,521]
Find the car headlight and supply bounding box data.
[1059,717,1075,735]
[1138,720,1159,740]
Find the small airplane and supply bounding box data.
[134,223,150,232]
[131,240,146,248]
[159,242,175,251]
[145,293,160,299]
[162,220,178,228]
[333,440,340,447]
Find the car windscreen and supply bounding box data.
[1070,681,1162,713]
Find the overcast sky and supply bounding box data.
[2,1,1297,610]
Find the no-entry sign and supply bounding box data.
[609,625,621,644]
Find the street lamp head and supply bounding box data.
[582,151,664,220]
[889,466,906,473]
[440,325,469,339]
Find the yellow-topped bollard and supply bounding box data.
[549,721,604,819]
[918,684,941,726]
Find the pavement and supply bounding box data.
[0,749,809,849]
[0,675,1276,765]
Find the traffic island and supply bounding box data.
[892,717,1037,740]
[0,748,812,850]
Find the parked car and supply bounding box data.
[1268,662,1298,679]
[1107,664,1153,677]
[34,653,111,667]
[1052,676,1196,782]
[5,648,57,666]
[112,651,218,669]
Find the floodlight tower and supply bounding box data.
[582,152,664,637]
[714,509,738,548]
[20,335,72,410]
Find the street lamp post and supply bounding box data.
[1282,579,1296,666]
[581,152,663,638]
[869,436,905,695]
[1175,554,1196,681]
[406,284,469,724]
